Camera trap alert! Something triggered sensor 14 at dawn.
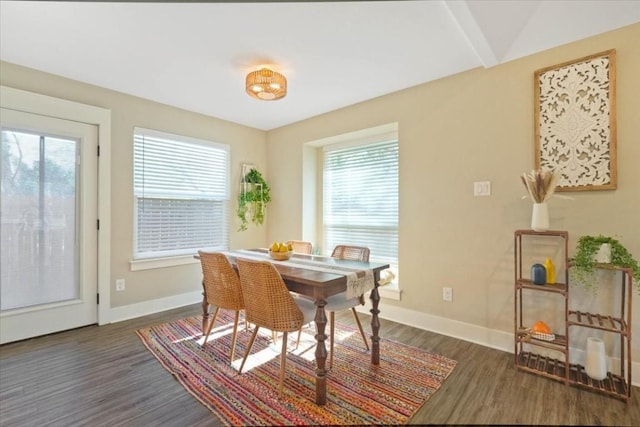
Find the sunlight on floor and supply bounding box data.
[172,318,360,371]
[227,325,359,371]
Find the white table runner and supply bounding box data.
[227,249,375,299]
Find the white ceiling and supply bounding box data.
[1,1,639,131]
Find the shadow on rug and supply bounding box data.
[136,312,456,426]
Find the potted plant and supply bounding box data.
[570,235,640,294]
[237,167,271,231]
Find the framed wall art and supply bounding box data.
[534,49,617,191]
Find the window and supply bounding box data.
[322,139,398,278]
[133,127,229,260]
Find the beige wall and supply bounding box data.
[266,23,640,360]
[1,23,638,362]
[1,62,268,308]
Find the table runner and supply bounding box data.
[227,249,374,299]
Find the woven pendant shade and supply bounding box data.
[246,68,287,100]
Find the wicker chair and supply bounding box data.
[325,245,371,369]
[236,258,316,397]
[198,251,245,363]
[286,240,313,254]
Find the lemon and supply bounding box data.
[270,242,279,252]
[279,243,288,253]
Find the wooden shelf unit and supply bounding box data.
[514,230,632,403]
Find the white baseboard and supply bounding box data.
[355,303,640,387]
[108,291,638,387]
[109,291,202,323]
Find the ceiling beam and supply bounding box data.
[443,0,498,68]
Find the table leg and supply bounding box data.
[313,298,328,405]
[370,278,381,365]
[201,291,210,336]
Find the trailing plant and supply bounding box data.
[570,235,640,295]
[237,168,271,232]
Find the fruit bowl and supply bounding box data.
[269,250,293,261]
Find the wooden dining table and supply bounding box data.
[199,248,390,405]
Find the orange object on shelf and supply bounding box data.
[531,320,551,334]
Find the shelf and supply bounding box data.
[568,310,628,334]
[568,262,634,275]
[568,363,631,402]
[516,352,630,402]
[516,352,567,383]
[514,230,631,403]
[515,229,569,237]
[516,328,567,349]
[517,279,567,294]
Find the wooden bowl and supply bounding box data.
[269,250,293,261]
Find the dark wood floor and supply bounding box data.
[1,304,638,426]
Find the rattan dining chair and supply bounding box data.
[236,258,316,397]
[325,245,371,369]
[198,251,245,363]
[286,240,313,254]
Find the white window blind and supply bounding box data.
[322,139,398,272]
[133,127,229,259]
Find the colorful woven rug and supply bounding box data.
[137,312,456,426]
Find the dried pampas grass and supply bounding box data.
[521,169,560,203]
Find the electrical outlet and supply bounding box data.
[115,279,125,292]
[442,287,453,302]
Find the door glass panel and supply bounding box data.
[1,129,78,310]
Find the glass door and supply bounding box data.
[1,108,97,343]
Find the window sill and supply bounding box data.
[372,283,402,301]
[130,255,199,271]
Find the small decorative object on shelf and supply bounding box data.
[596,243,611,263]
[531,263,546,285]
[584,337,607,381]
[544,258,556,284]
[570,234,640,295]
[520,169,559,232]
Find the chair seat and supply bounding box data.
[325,292,361,312]
[292,295,317,324]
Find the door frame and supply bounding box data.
[1,85,112,325]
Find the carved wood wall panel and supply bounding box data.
[534,50,616,191]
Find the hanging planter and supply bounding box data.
[237,167,271,232]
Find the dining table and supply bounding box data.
[198,248,390,405]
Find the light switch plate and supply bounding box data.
[474,181,491,196]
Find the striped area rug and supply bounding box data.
[137,312,456,426]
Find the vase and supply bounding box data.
[531,203,549,232]
[543,258,556,284]
[584,337,607,381]
[531,263,546,285]
[595,243,611,263]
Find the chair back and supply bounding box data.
[198,251,244,311]
[236,258,304,332]
[331,245,370,262]
[286,240,313,254]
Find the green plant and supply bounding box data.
[570,235,640,294]
[237,168,271,231]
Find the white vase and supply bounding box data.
[531,202,549,232]
[584,337,607,381]
[595,243,611,263]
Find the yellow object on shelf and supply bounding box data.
[544,257,556,284]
